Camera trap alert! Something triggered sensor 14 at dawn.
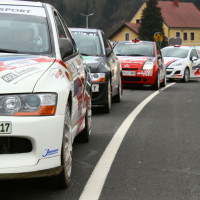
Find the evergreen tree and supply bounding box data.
[139,0,166,46]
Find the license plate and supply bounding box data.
[0,122,12,134]
[122,71,136,76]
[92,84,99,92]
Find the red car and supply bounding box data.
[114,40,166,89]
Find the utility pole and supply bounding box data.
[80,13,94,28]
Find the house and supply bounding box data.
[110,0,200,46]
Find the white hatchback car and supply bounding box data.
[0,0,91,188]
[161,46,200,82]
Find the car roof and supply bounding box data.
[116,40,155,45]
[0,0,43,7]
[69,28,102,33]
[162,46,192,50]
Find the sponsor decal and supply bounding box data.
[165,59,177,67]
[138,70,153,76]
[1,67,39,83]
[144,70,153,76]
[74,78,79,97]
[124,64,130,68]
[13,69,45,84]
[1,73,19,82]
[0,7,31,14]
[192,65,200,75]
[0,6,46,17]
[3,59,37,68]
[42,148,59,157]
[82,56,99,63]
[15,67,38,76]
[72,31,97,37]
[137,72,146,75]
[55,69,62,79]
[0,56,55,72]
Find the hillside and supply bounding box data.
[36,0,200,35]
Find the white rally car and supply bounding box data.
[0,0,91,188]
[161,45,200,82]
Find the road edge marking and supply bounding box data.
[79,83,175,200]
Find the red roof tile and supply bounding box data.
[125,22,140,33]
[158,1,200,28]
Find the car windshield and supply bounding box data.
[161,48,189,58]
[71,31,102,56]
[114,43,154,57]
[0,12,50,54]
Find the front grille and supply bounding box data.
[123,68,138,71]
[123,77,141,81]
[174,70,181,74]
[0,137,32,154]
[166,71,172,75]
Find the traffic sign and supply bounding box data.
[154,32,163,42]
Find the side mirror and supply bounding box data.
[59,38,74,59]
[191,56,198,62]
[105,48,112,57]
[157,55,162,60]
[85,64,91,73]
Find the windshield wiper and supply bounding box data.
[116,54,125,56]
[81,53,91,56]
[81,53,100,56]
[128,54,145,56]
[0,48,19,53]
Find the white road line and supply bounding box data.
[79,83,175,200]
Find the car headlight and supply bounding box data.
[91,73,106,82]
[0,93,57,116]
[143,61,154,70]
[170,62,182,67]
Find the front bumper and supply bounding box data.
[122,69,156,85]
[0,115,65,178]
[92,81,108,106]
[166,67,184,79]
[0,158,62,179]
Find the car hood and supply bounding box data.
[0,54,55,93]
[118,56,153,69]
[163,57,181,66]
[82,56,104,72]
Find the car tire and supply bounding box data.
[55,104,72,188]
[182,68,190,82]
[152,70,160,90]
[75,97,92,143]
[160,73,166,87]
[103,81,112,113]
[113,77,122,103]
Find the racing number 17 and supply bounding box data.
[0,123,10,133]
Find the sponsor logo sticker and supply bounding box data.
[42,148,59,157]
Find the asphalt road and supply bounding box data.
[1,80,200,200]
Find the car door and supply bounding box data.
[189,48,200,77]
[53,11,86,129]
[156,43,165,80]
[101,32,119,95]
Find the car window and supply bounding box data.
[190,49,198,58]
[54,11,67,39]
[101,32,112,49]
[161,47,189,58]
[114,43,154,57]
[156,43,161,57]
[0,10,50,54]
[70,31,102,56]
